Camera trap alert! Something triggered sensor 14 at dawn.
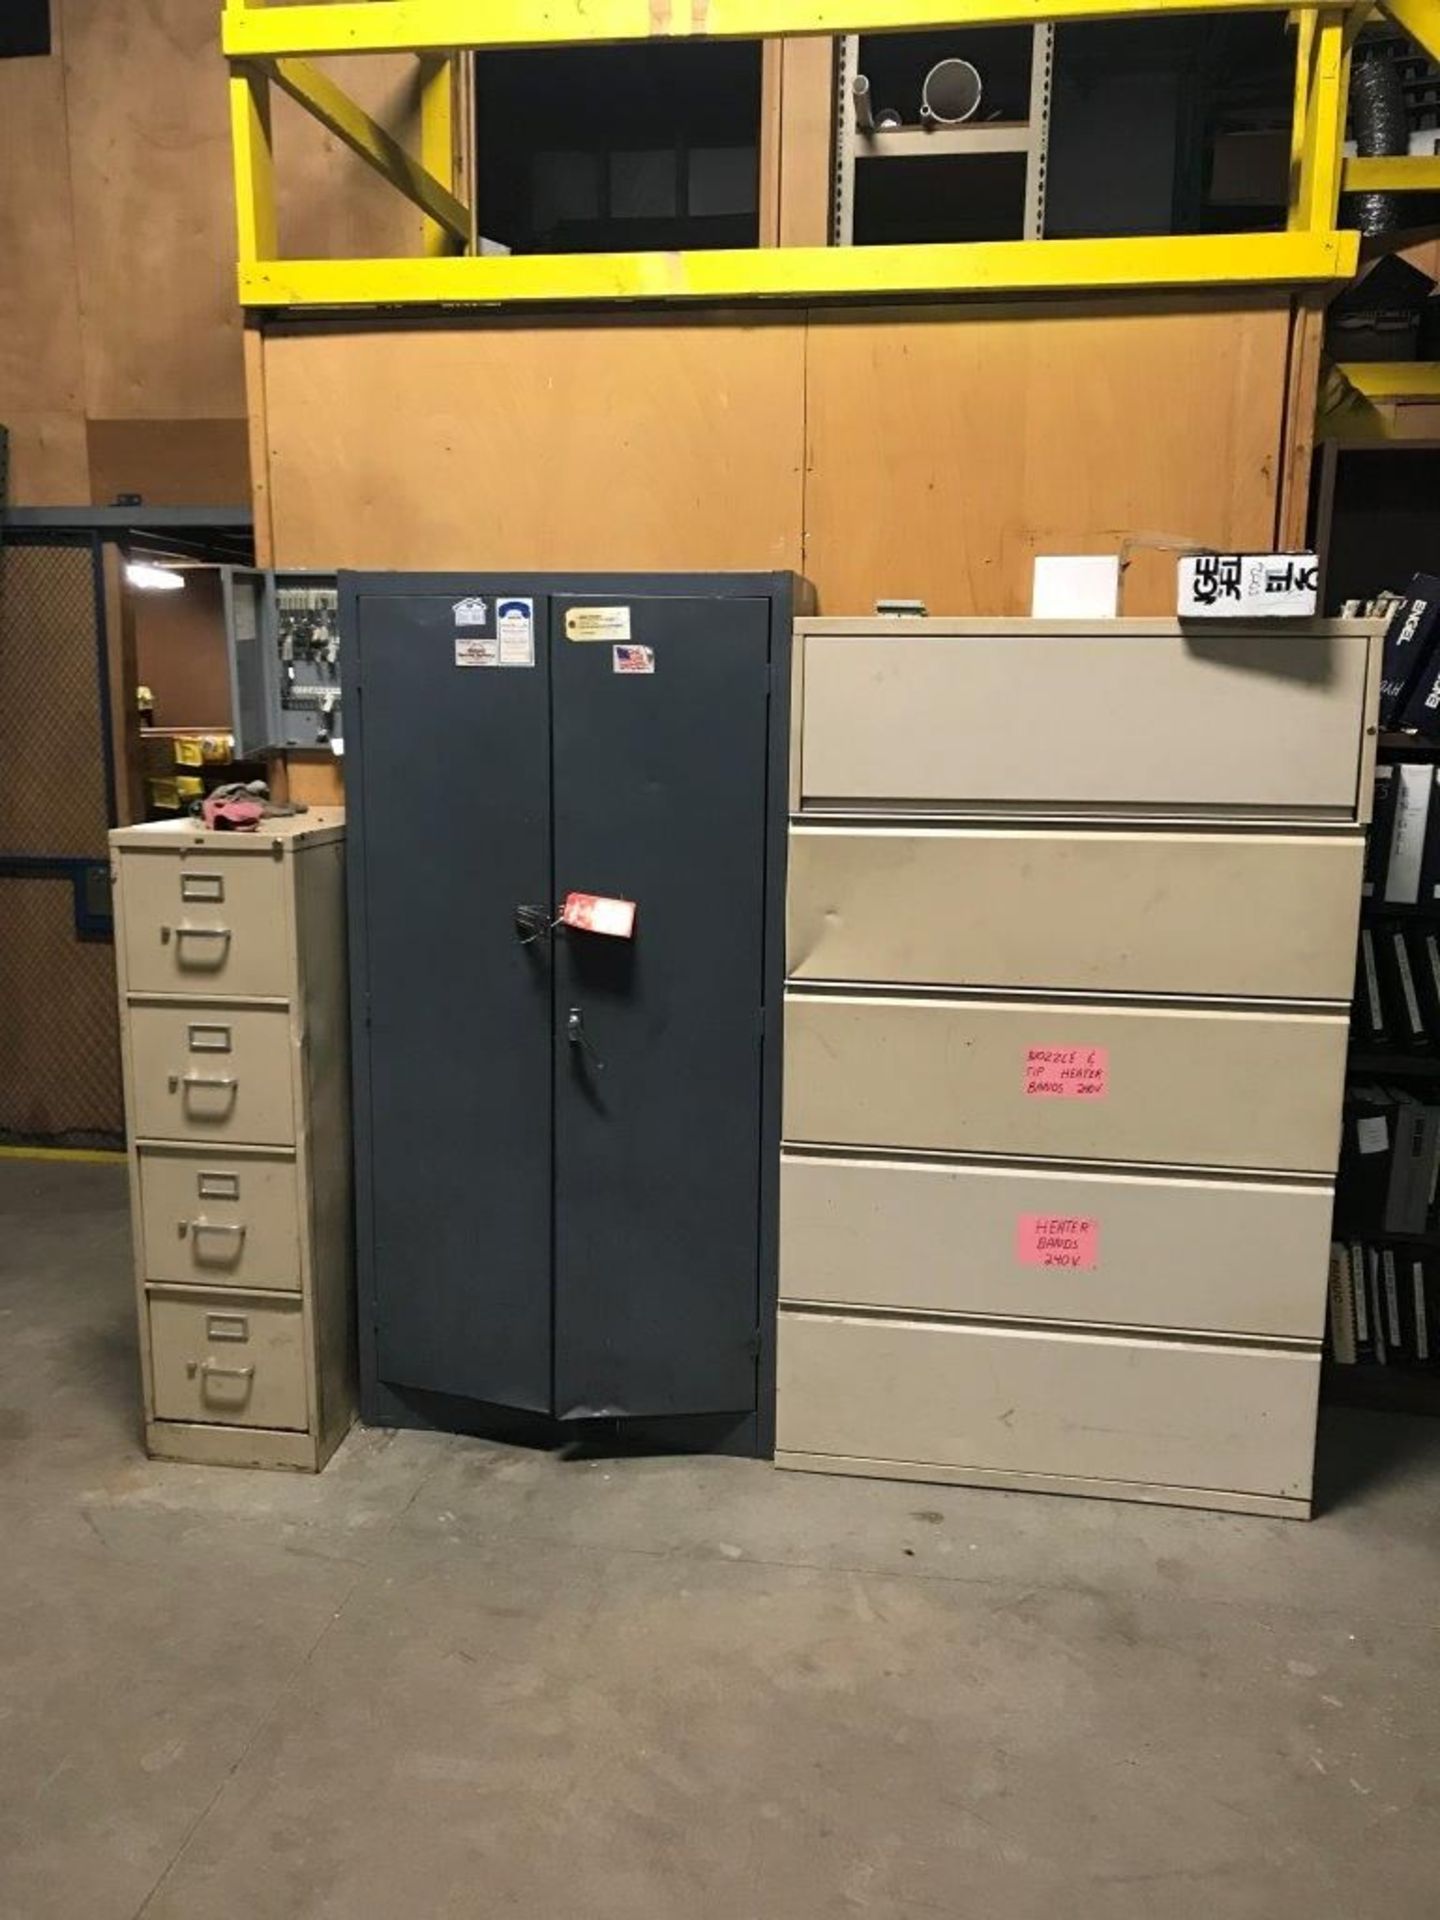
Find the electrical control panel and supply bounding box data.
[222,568,343,756]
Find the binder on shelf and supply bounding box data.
[1368,1251,1388,1367]
[1379,928,1427,1048]
[1413,1259,1434,1364]
[1356,928,1388,1043]
[1350,1241,1372,1353]
[1411,928,1440,1041]
[1382,1248,1405,1353]
[1378,573,1440,726]
[1384,763,1436,905]
[1421,771,1440,904]
[1337,1086,1395,1231]
[1382,1094,1440,1235]
[1398,656,1440,741]
[1364,765,1397,900]
[1328,1243,1358,1365]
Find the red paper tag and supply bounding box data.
[1024,1046,1108,1099]
[561,892,636,939]
[1016,1214,1099,1270]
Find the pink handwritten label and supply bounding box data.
[1024,1045,1108,1099]
[1017,1214,1099,1271]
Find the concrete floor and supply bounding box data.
[2,1163,1440,1920]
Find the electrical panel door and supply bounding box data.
[223,568,343,755]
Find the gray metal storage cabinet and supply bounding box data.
[778,616,1381,1518]
[342,572,804,1455]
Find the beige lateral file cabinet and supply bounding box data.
[110,813,354,1471]
[778,618,1380,1518]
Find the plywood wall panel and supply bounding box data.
[0,17,89,498]
[7,415,91,506]
[86,419,250,507]
[262,317,807,573]
[778,39,836,248]
[258,299,1291,617]
[803,297,1292,615]
[276,56,426,260]
[61,0,245,421]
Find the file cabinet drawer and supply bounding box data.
[776,1311,1319,1502]
[784,992,1348,1172]
[780,1153,1331,1339]
[797,626,1373,816]
[127,1004,295,1146]
[119,849,290,998]
[148,1292,308,1431]
[787,824,1364,1001]
[137,1150,301,1292]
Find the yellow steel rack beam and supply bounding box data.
[222,0,1363,57]
[240,230,1358,308]
[1319,361,1440,441]
[1343,156,1440,191]
[1292,9,1351,233]
[226,1,1363,311]
[419,54,461,254]
[1380,0,1440,62]
[267,56,469,244]
[1336,361,1440,400]
[230,66,277,263]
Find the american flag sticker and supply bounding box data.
[613,644,655,675]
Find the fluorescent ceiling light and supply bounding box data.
[126,562,185,592]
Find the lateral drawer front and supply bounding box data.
[777,1312,1318,1501]
[787,826,1364,1000]
[780,1154,1330,1339]
[137,1151,302,1292]
[119,851,289,998]
[783,994,1348,1173]
[799,631,1369,814]
[148,1292,308,1431]
[127,1004,295,1147]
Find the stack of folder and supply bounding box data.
[1328,1242,1440,1367]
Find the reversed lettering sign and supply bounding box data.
[1178,552,1318,619]
[1024,1046,1108,1099]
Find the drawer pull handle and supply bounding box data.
[191,1359,256,1398]
[181,1218,247,1263]
[164,925,233,965]
[170,1072,239,1113]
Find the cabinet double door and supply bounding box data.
[348,583,779,1424]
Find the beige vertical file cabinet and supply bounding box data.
[778,618,1380,1518]
[110,813,354,1471]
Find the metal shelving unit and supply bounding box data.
[832,26,1053,245]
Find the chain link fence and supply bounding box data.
[0,537,123,1147]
